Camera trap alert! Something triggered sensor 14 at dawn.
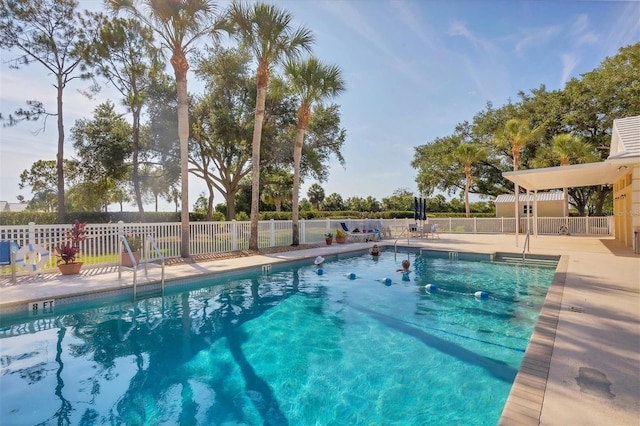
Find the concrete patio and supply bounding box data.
[1,233,638,425]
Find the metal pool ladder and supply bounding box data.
[119,234,165,300]
[522,230,530,260]
[394,227,412,252]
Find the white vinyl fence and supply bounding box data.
[0,216,612,277]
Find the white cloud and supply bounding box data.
[570,14,599,45]
[448,20,473,39]
[514,25,561,55]
[561,53,578,86]
[570,14,589,35]
[604,1,640,52]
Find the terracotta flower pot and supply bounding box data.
[336,236,347,244]
[325,238,333,245]
[58,262,83,275]
[121,251,140,267]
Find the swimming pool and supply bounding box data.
[0,249,556,425]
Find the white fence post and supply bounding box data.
[301,219,306,244]
[231,220,238,251]
[270,219,276,247]
[28,222,35,245]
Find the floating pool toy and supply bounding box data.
[383,277,392,286]
[474,291,488,299]
[316,268,324,275]
[348,272,357,280]
[425,284,438,292]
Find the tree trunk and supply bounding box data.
[207,184,214,221]
[464,165,471,218]
[56,82,65,223]
[225,190,237,221]
[174,56,190,258]
[291,124,306,246]
[249,71,269,251]
[132,108,145,220]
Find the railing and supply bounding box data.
[0,216,614,278]
[523,230,530,260]
[118,234,166,300]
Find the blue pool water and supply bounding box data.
[0,250,556,425]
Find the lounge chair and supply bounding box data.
[339,222,378,242]
[0,240,17,283]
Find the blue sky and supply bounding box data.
[1,0,638,211]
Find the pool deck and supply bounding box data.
[1,233,638,425]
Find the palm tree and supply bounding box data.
[285,57,345,245]
[495,118,541,232]
[550,133,598,217]
[260,170,294,212]
[108,0,220,258]
[307,183,325,210]
[453,143,487,218]
[225,1,313,251]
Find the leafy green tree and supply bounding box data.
[494,118,542,230]
[261,171,293,212]
[109,0,221,257]
[448,197,466,213]
[193,192,209,215]
[453,143,488,217]
[300,104,347,180]
[562,43,639,214]
[284,57,345,245]
[143,74,181,206]
[532,133,599,216]
[0,0,90,222]
[382,188,414,211]
[321,193,344,211]
[344,196,365,212]
[19,160,59,212]
[191,45,254,220]
[140,164,177,212]
[71,101,133,210]
[426,194,448,213]
[224,1,313,250]
[307,183,325,210]
[81,13,160,217]
[299,198,312,211]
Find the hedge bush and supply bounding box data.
[0,210,496,225]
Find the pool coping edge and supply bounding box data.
[498,254,568,425]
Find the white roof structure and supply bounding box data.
[609,115,640,161]
[504,115,640,191]
[495,192,564,203]
[0,201,28,212]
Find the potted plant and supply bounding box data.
[55,220,87,275]
[122,233,142,267]
[335,228,347,244]
[324,232,333,245]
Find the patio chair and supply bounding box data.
[0,240,17,283]
[339,222,377,242]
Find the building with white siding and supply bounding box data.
[504,115,639,252]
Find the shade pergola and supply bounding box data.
[502,160,632,245]
[503,161,630,191]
